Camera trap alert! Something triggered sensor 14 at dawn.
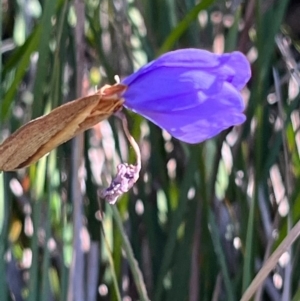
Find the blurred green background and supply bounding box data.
[1,0,300,300]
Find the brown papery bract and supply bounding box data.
[0,84,127,171]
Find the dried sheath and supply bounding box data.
[0,84,127,171]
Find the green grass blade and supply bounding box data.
[31,0,57,119]
[1,29,40,119]
[154,148,199,301]
[209,209,236,301]
[158,0,215,54]
[110,205,150,301]
[0,173,9,301]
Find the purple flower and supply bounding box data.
[121,48,251,144]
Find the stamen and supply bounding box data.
[100,111,141,204]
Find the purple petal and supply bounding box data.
[122,48,251,143]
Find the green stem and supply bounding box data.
[100,219,122,301]
[110,205,150,301]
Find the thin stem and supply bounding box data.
[241,219,300,301]
[273,66,292,301]
[114,111,141,168]
[98,203,122,301]
[110,205,150,301]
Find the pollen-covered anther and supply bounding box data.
[100,163,141,204]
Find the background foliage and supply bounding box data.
[1,0,300,300]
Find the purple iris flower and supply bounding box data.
[121,48,251,144]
